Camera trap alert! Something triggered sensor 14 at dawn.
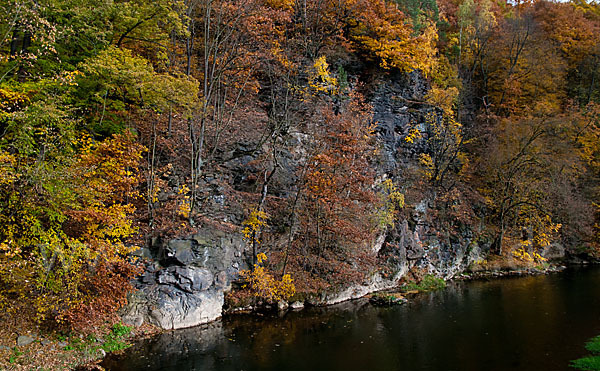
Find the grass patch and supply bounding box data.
[63,322,132,355]
[572,335,600,370]
[102,323,133,353]
[8,347,23,364]
[403,274,446,292]
[571,356,600,370]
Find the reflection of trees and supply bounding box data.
[105,272,600,371]
[221,301,370,367]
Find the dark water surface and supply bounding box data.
[104,267,600,371]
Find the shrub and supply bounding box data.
[571,336,600,370]
[403,274,446,292]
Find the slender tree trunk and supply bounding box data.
[586,57,597,105]
[147,118,158,228]
[281,188,302,277]
[250,166,277,271]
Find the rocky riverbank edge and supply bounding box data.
[0,261,594,370]
[0,322,161,371]
[221,262,582,316]
[456,264,569,280]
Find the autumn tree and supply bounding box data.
[536,1,600,105]
[0,107,144,329]
[475,112,588,256]
[350,0,438,74]
[275,88,381,290]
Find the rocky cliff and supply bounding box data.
[120,71,560,330]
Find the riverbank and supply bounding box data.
[0,322,160,370]
[222,256,573,317]
[0,260,587,370]
[101,265,600,371]
[457,264,568,280]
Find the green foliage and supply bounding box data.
[403,275,446,292]
[110,322,133,338]
[586,336,600,354]
[109,0,187,49]
[81,46,154,97]
[571,335,600,370]
[395,0,440,33]
[8,347,23,364]
[79,46,198,134]
[101,323,133,353]
[571,357,600,371]
[62,322,132,354]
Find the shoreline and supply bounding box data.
[1,261,595,370]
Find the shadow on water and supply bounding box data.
[103,266,600,371]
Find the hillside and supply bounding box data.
[0,0,599,338]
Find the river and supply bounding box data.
[103,267,600,371]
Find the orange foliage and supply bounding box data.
[0,133,144,331]
[286,93,380,289]
[350,0,438,74]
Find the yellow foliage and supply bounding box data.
[264,0,294,10]
[405,110,465,185]
[176,184,191,218]
[419,153,434,180]
[0,87,30,115]
[404,127,422,143]
[0,151,16,186]
[377,178,405,228]
[239,211,294,303]
[353,6,438,76]
[256,252,267,264]
[0,133,145,324]
[56,70,84,86]
[242,209,269,244]
[308,56,338,95]
[271,44,294,70]
[239,253,295,303]
[426,86,459,115]
[512,246,547,263]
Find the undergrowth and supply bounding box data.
[403,274,446,292]
[571,335,600,370]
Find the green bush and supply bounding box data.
[101,323,133,353]
[403,274,446,292]
[571,356,600,370]
[571,336,600,370]
[585,336,600,354]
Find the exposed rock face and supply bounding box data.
[123,71,491,329]
[121,228,249,329]
[542,243,566,261]
[371,71,490,280]
[371,70,432,173]
[318,272,407,306]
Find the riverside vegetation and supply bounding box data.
[572,335,600,371]
[1,0,600,368]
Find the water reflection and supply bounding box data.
[104,267,600,371]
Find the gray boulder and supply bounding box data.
[17,335,35,346]
[121,227,249,330]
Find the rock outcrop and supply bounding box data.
[122,70,492,330]
[121,228,249,329]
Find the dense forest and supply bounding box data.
[0,0,599,335]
